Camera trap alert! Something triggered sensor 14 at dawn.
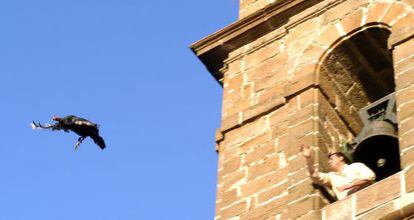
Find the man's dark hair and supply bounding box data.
[328,152,351,164]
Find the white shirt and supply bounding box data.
[316,163,376,200]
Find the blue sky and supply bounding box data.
[0,1,238,219]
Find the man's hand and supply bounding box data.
[300,144,312,158]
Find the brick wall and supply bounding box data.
[193,0,414,219]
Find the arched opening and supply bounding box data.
[319,26,400,181]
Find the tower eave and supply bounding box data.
[190,0,318,85]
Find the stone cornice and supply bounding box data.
[190,0,324,85]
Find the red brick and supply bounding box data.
[221,189,239,207]
[222,170,246,192]
[222,157,241,176]
[401,126,414,146]
[284,133,314,158]
[393,37,414,63]
[239,132,273,154]
[245,142,276,165]
[401,146,414,168]
[314,25,341,48]
[288,104,316,126]
[296,211,321,220]
[300,88,316,108]
[220,200,247,219]
[221,113,239,132]
[288,168,309,185]
[405,165,414,193]
[240,195,287,220]
[291,17,321,39]
[391,13,414,46]
[395,54,414,74]
[341,9,363,33]
[287,196,322,219]
[288,178,315,202]
[242,96,286,123]
[366,2,390,24]
[400,117,414,137]
[396,67,414,91]
[288,155,308,173]
[226,60,242,77]
[399,102,414,128]
[248,155,279,180]
[288,37,314,57]
[356,173,401,215]
[257,85,284,104]
[257,181,288,204]
[220,145,239,163]
[396,84,414,107]
[323,0,369,25]
[298,44,325,65]
[269,106,290,131]
[356,202,402,220]
[241,168,288,197]
[382,3,408,24]
[223,118,267,148]
[289,119,315,141]
[324,197,353,220]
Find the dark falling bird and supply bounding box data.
[31,115,106,150]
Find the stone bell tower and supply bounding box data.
[191,0,414,219]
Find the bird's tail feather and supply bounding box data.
[92,135,106,150]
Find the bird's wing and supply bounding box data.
[71,116,98,128]
[31,121,58,130]
[90,134,106,150]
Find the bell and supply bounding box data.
[353,120,401,181]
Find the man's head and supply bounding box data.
[52,116,61,121]
[328,152,351,171]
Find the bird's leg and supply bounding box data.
[75,137,86,150]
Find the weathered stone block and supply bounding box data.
[324,197,352,220]
[356,173,401,215]
[356,202,399,220]
[240,195,287,220]
[390,13,414,46]
[396,84,414,109]
[239,131,273,154]
[223,157,242,176]
[222,169,247,192]
[296,210,321,220]
[400,130,414,151]
[314,25,341,48]
[221,189,239,207]
[398,100,414,125]
[257,181,288,204]
[220,200,247,219]
[245,142,276,165]
[396,67,414,91]
[393,37,414,63]
[381,3,408,24]
[288,196,322,219]
[247,155,279,180]
[402,147,414,169]
[288,178,315,202]
[405,165,414,193]
[365,2,389,24]
[340,9,363,34]
[241,168,288,197]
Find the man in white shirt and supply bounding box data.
[301,145,376,200]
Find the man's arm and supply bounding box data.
[300,145,330,186]
[337,179,373,192]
